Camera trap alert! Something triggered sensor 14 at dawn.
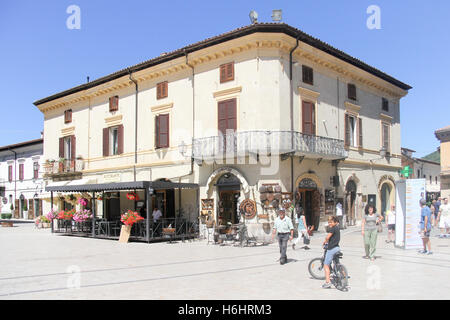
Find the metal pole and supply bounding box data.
[146,187,150,243]
[51,191,53,233]
[92,192,96,238]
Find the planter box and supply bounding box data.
[162,228,175,234]
[119,225,132,243]
[1,222,13,227]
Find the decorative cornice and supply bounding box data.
[298,87,320,102]
[380,113,393,123]
[105,115,123,127]
[61,126,75,137]
[344,101,361,114]
[213,86,242,99]
[151,103,174,114]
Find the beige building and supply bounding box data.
[34,23,411,239]
[435,126,450,199]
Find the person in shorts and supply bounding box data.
[322,216,340,289]
[437,198,450,237]
[385,204,396,243]
[419,199,432,255]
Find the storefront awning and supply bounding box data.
[45,180,199,193]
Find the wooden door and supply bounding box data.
[302,101,315,135]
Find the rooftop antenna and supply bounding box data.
[249,10,258,24]
[271,9,282,22]
[87,76,90,83]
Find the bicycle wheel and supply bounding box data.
[308,258,326,280]
[334,264,349,291]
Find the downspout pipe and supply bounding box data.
[8,148,17,213]
[128,69,138,182]
[289,36,300,194]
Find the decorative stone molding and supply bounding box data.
[151,103,174,114]
[104,115,123,127]
[206,166,250,197]
[298,87,320,103]
[213,86,242,99]
[61,126,75,137]
[380,113,393,123]
[344,101,361,115]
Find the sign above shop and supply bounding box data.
[103,173,121,183]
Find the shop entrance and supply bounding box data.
[297,178,320,230]
[216,173,240,225]
[380,183,392,217]
[345,180,357,226]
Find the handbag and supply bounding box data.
[303,235,310,245]
[377,222,383,233]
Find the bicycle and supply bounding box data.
[308,245,349,291]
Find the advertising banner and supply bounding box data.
[395,179,426,249]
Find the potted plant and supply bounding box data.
[22,200,28,220]
[41,216,51,228]
[119,210,144,243]
[58,157,65,172]
[1,213,13,227]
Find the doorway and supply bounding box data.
[380,183,392,217]
[345,180,357,226]
[216,172,241,225]
[297,178,320,230]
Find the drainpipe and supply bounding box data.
[289,35,300,194]
[8,148,17,213]
[128,69,138,182]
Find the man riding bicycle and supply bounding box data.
[322,216,340,289]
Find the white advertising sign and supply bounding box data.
[395,179,426,249]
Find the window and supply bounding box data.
[109,96,119,112]
[155,114,170,149]
[33,162,39,180]
[382,122,390,152]
[103,125,123,156]
[302,101,316,135]
[59,135,76,160]
[110,126,119,156]
[64,109,72,123]
[382,98,389,112]
[157,82,168,99]
[348,84,357,101]
[345,114,362,148]
[220,62,234,83]
[302,65,314,85]
[19,163,24,181]
[8,165,12,182]
[417,169,420,178]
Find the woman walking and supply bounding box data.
[361,204,383,261]
[292,207,310,250]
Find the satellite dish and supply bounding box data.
[249,10,258,24]
[272,9,282,22]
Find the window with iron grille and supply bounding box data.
[302,65,313,85]
[348,84,357,100]
[382,98,389,112]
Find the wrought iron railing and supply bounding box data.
[192,131,347,160]
[43,159,84,175]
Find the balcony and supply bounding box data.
[192,130,347,161]
[43,159,84,180]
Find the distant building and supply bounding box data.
[435,126,450,199]
[0,138,49,219]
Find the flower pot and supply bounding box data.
[119,225,132,243]
[43,223,50,228]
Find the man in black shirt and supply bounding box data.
[322,216,341,289]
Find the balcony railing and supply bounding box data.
[192,131,347,160]
[43,159,84,176]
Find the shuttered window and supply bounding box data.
[348,84,357,101]
[8,166,12,182]
[109,96,119,112]
[155,114,169,149]
[157,82,168,99]
[302,65,313,85]
[345,114,362,148]
[382,123,390,152]
[220,62,234,83]
[358,117,363,148]
[19,163,24,181]
[64,109,72,123]
[33,162,39,179]
[382,98,389,112]
[302,101,315,135]
[103,125,123,156]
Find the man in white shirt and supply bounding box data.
[271,208,294,265]
[437,198,450,237]
[385,204,396,243]
[152,207,162,223]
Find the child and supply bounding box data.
[322,216,340,289]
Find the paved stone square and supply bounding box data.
[0,223,449,300]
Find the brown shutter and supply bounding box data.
[158,114,169,148]
[8,166,12,182]
[29,200,34,219]
[302,101,315,135]
[70,135,76,161]
[59,137,64,158]
[117,125,124,154]
[358,117,363,148]
[155,115,160,148]
[226,63,234,81]
[103,128,109,157]
[14,199,19,218]
[344,114,350,147]
[162,82,168,98]
[109,96,118,112]
[19,164,24,181]
[39,199,43,216]
[220,63,234,83]
[220,64,227,83]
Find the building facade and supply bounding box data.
[435,126,450,199]
[0,139,48,219]
[34,24,411,238]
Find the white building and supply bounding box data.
[34,23,411,238]
[0,138,48,219]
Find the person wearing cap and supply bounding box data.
[271,208,294,265]
[419,198,432,254]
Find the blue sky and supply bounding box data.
[0,0,448,158]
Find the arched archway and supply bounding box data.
[295,172,323,230]
[378,175,396,217]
